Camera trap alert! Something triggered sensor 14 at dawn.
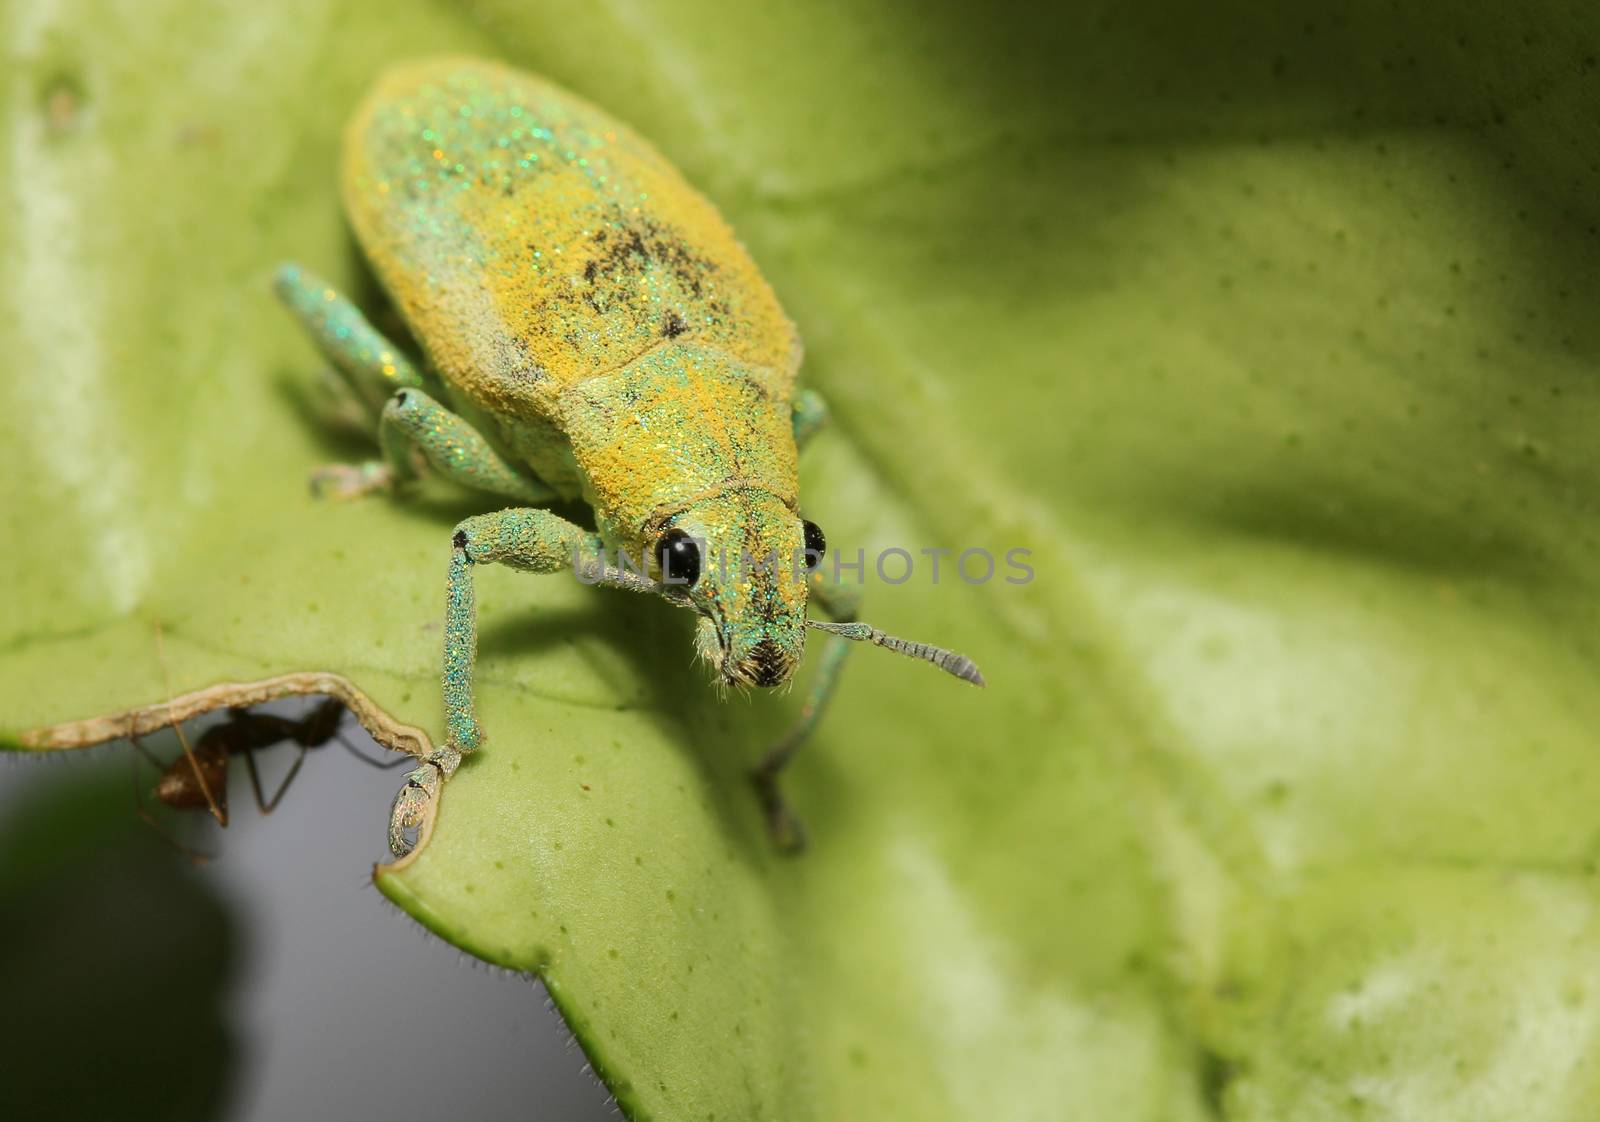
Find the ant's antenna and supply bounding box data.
[154,619,227,825]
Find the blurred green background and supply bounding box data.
[5,2,1600,1120]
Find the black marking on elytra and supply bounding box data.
[581,210,722,317]
[662,311,686,338]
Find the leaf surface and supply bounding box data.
[6,2,1600,1118]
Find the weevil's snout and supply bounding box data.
[664,492,819,688]
[724,633,801,688]
[691,607,803,687]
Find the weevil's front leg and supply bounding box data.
[791,388,829,450]
[752,573,863,852]
[389,508,593,857]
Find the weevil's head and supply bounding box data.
[649,491,826,688]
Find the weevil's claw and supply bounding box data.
[751,769,808,855]
[387,743,463,859]
[310,461,394,501]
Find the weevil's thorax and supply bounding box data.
[561,341,809,686]
[341,59,804,443]
[560,341,798,550]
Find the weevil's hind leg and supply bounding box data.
[791,388,829,450]
[275,263,424,413]
[275,263,426,499]
[752,574,863,852]
[389,508,593,858]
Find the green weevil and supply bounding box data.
[274,56,983,856]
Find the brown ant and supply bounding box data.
[130,696,405,857]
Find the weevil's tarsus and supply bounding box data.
[389,744,459,859]
[310,460,395,501]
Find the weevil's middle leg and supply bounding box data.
[307,386,557,503]
[791,387,829,450]
[389,508,594,858]
[747,394,844,851]
[752,574,862,852]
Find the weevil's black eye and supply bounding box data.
[802,520,826,570]
[655,528,702,586]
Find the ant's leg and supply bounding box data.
[334,729,412,769]
[751,574,862,852]
[127,727,214,862]
[241,735,309,816]
[170,718,227,827]
[273,696,401,767]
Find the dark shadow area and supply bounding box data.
[0,762,240,1122]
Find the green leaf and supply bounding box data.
[7,2,1600,1119]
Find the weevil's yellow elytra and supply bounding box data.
[344,58,802,544]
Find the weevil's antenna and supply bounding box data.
[577,559,696,609]
[805,619,985,686]
[583,557,986,685]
